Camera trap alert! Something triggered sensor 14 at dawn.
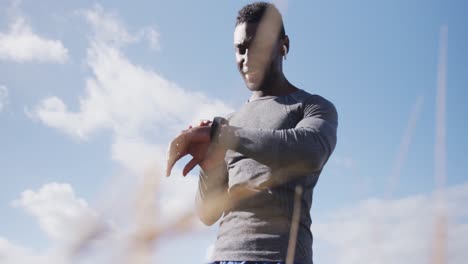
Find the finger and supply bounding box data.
[166,128,208,176]
[166,149,178,177]
[183,157,199,176]
[166,134,189,176]
[199,120,211,126]
[166,150,186,176]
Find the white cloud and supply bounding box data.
[313,182,468,264]
[31,6,232,255]
[0,85,8,112]
[82,5,137,47]
[0,17,68,63]
[0,238,56,264]
[6,182,127,264]
[111,137,166,176]
[33,97,90,138]
[34,5,233,176]
[81,5,161,51]
[158,174,200,226]
[11,183,99,242]
[36,42,231,141]
[7,3,224,264]
[142,27,161,51]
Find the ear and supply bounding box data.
[282,35,290,56]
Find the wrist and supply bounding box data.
[210,117,229,143]
[200,160,225,173]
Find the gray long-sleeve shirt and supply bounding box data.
[196,89,338,264]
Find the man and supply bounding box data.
[166,2,337,264]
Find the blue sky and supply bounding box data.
[0,0,467,263]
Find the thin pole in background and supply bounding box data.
[431,24,448,264]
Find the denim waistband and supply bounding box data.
[208,261,300,264]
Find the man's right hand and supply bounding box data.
[166,120,227,177]
[184,120,227,175]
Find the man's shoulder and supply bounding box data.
[225,112,235,121]
[291,89,336,111]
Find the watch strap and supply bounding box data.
[210,117,228,143]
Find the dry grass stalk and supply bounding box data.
[286,185,303,264]
[431,24,448,264]
[125,168,159,264]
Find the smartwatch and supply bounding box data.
[210,117,228,143]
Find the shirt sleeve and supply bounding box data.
[219,96,338,176]
[195,162,228,226]
[194,112,234,226]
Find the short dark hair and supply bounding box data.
[236,2,286,39]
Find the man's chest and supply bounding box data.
[229,100,302,130]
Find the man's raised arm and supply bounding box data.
[195,163,228,226]
[218,98,338,177]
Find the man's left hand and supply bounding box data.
[166,123,225,177]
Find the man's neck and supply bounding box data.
[249,73,298,101]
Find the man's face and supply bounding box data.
[234,22,280,91]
